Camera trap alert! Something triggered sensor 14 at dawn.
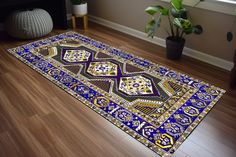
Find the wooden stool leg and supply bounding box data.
[83,15,88,29]
[72,16,76,29]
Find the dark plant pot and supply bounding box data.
[166,37,185,60]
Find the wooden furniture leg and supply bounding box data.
[72,15,76,29]
[230,50,236,88]
[83,15,88,29]
[71,14,88,29]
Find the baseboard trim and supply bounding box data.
[67,14,233,71]
[183,47,233,71]
[89,15,166,48]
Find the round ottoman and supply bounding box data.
[5,8,53,39]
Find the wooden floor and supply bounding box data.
[0,22,236,157]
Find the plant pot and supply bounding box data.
[166,37,185,60]
[72,3,87,17]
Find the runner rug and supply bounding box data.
[8,31,225,157]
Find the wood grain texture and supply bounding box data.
[0,22,236,157]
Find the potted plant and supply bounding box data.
[71,0,87,17]
[145,0,203,59]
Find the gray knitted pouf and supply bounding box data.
[5,8,53,39]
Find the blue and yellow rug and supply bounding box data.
[8,32,225,157]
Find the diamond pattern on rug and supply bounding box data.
[63,49,91,62]
[87,61,118,76]
[119,75,154,95]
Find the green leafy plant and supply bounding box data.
[71,0,87,5]
[145,0,203,41]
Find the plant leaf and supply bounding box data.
[173,18,182,28]
[173,18,193,34]
[170,7,187,19]
[145,17,161,38]
[171,0,183,11]
[161,8,169,15]
[145,20,156,37]
[145,20,155,33]
[145,6,169,16]
[145,6,163,15]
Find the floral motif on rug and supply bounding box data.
[8,32,225,157]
